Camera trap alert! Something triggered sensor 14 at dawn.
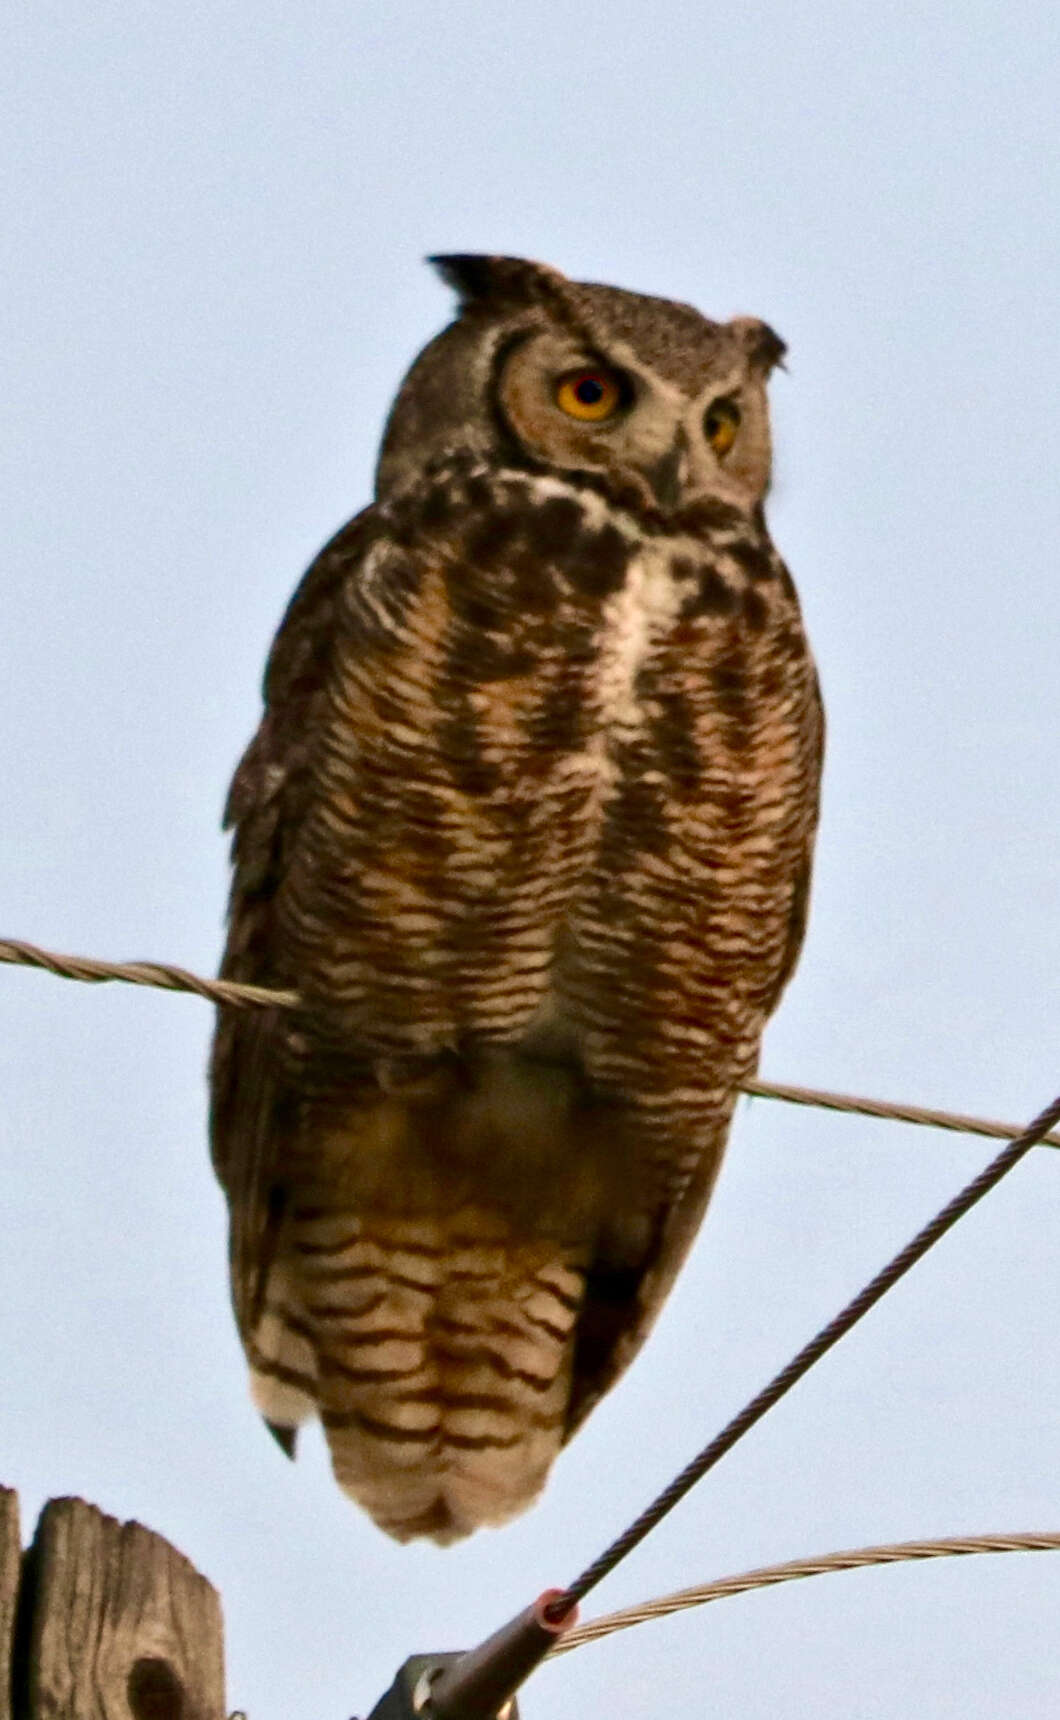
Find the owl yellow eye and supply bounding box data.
[705,397,741,456]
[555,368,624,422]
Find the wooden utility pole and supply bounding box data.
[0,1486,225,1720]
[1,1483,568,1718]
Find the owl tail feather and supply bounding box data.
[250,1208,586,1543]
[246,1258,319,1447]
[263,1418,297,1458]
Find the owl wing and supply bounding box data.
[209,509,377,1340]
[564,1148,729,1437]
[764,673,825,1012]
[565,670,826,1435]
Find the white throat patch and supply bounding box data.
[597,542,693,732]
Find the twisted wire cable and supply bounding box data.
[543,1084,1060,1619]
[739,1075,1060,1150]
[2,936,1057,1150]
[0,937,297,1009]
[547,1531,1060,1656]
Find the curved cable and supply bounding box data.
[548,1531,1060,1656]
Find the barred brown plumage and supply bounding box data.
[209,255,823,1542]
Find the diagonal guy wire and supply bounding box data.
[2,935,1058,1151]
[543,1082,1060,1619]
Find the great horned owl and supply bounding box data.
[210,255,823,1544]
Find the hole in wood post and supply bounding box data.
[128,1656,186,1720]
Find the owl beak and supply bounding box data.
[647,428,704,513]
[647,434,688,513]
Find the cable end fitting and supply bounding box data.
[425,1591,579,1720]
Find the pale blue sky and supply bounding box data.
[2,5,1058,1716]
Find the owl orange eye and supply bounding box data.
[555,368,624,422]
[705,396,741,456]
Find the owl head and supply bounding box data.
[376,255,786,520]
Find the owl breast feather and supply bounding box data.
[275,463,819,1117]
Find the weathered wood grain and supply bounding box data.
[0,1488,21,1720]
[19,1495,225,1720]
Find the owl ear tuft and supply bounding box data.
[729,316,787,375]
[428,254,569,312]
